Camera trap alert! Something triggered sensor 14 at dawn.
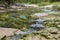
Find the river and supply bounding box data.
[4,5,60,40]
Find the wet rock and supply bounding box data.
[47,27,59,34]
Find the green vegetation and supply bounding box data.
[44,18,60,27]
[16,0,60,3]
[0,0,60,8]
[0,0,16,7]
[0,8,43,30]
[0,14,30,29]
[0,0,60,40]
[38,2,50,6]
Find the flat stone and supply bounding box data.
[0,27,19,39]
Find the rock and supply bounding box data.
[57,25,60,28]
[46,27,59,34]
[0,7,5,9]
[10,5,19,9]
[19,39,24,40]
[32,35,40,40]
[46,34,53,39]
[24,4,39,8]
[49,38,56,40]
[58,31,60,38]
[0,4,5,7]
[25,35,33,40]
[0,27,19,40]
[52,34,60,39]
[55,22,60,25]
[56,38,60,40]
[43,5,56,10]
[41,16,56,21]
[40,37,48,40]
[40,31,51,39]
[0,10,7,13]
[31,13,48,18]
